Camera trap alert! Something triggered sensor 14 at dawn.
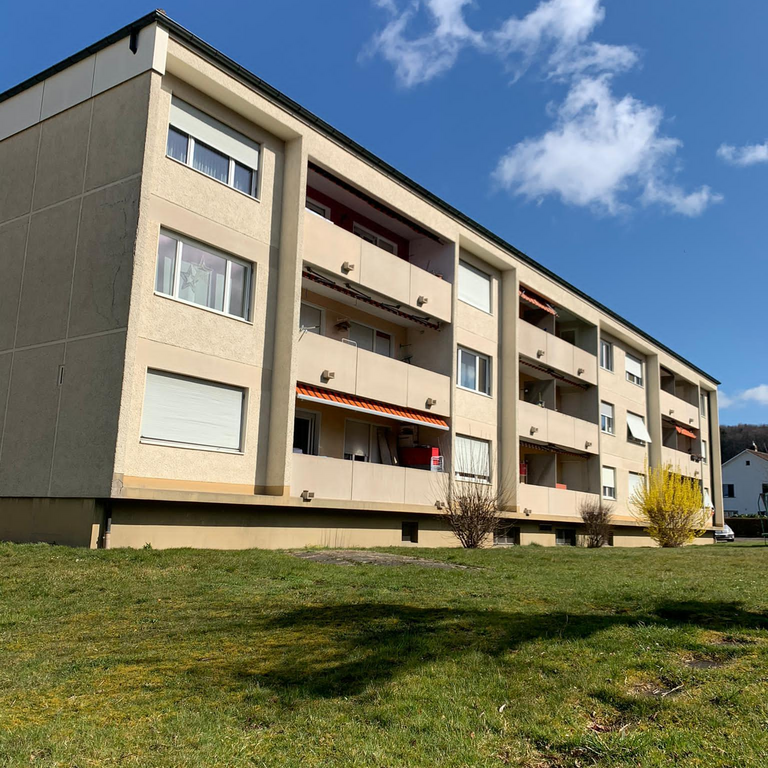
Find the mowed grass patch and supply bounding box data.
[0,543,767,767]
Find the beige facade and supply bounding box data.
[0,13,723,549]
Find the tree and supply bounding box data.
[630,463,708,548]
[435,449,512,548]
[579,497,614,548]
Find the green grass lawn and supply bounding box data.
[1,543,767,767]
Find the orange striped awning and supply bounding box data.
[519,288,557,316]
[675,425,697,440]
[296,383,449,430]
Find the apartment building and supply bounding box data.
[0,12,723,549]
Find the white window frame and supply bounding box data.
[628,471,646,501]
[457,347,491,396]
[458,260,492,314]
[347,320,393,358]
[167,99,260,199]
[293,409,320,456]
[299,301,324,335]
[306,197,331,219]
[625,353,644,387]
[700,391,708,418]
[155,229,253,322]
[602,466,617,500]
[600,339,613,372]
[600,401,615,435]
[701,439,707,463]
[352,222,397,255]
[454,435,492,484]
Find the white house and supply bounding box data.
[722,450,768,517]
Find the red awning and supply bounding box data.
[296,383,449,430]
[519,288,557,316]
[675,425,697,440]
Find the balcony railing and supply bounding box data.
[518,400,598,454]
[518,319,597,385]
[303,211,452,323]
[660,389,699,430]
[661,446,703,478]
[517,483,599,520]
[297,331,451,417]
[291,454,440,507]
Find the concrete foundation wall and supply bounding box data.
[0,497,102,547]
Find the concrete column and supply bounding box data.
[499,268,519,509]
[709,389,725,527]
[646,354,663,470]
[264,137,307,495]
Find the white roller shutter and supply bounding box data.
[703,488,713,508]
[141,370,244,452]
[626,412,652,443]
[600,402,614,418]
[601,466,616,493]
[625,354,643,379]
[170,98,260,171]
[628,472,645,499]
[458,261,491,313]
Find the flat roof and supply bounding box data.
[0,10,720,385]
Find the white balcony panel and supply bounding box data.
[291,454,440,506]
[518,483,599,520]
[303,210,452,322]
[297,332,451,417]
[660,390,700,430]
[661,446,702,478]
[518,401,599,454]
[518,319,597,385]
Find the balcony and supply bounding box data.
[291,454,440,507]
[660,389,699,430]
[517,483,599,520]
[303,210,452,323]
[661,446,703,479]
[518,401,598,455]
[518,319,597,385]
[296,331,450,418]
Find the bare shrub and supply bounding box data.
[579,497,614,548]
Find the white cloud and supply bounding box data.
[493,76,719,216]
[367,0,719,216]
[365,0,483,88]
[717,141,768,167]
[721,385,768,409]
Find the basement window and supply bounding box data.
[556,529,576,547]
[402,521,419,543]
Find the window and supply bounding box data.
[600,339,613,371]
[458,260,491,313]
[628,472,645,501]
[626,412,652,445]
[402,522,419,543]
[455,435,491,483]
[539,524,553,532]
[701,440,707,463]
[348,322,391,357]
[723,483,735,498]
[602,466,616,499]
[700,391,708,417]
[746,460,751,466]
[762,483,768,496]
[600,402,614,435]
[458,348,491,395]
[299,303,322,334]
[155,230,252,320]
[494,523,520,546]
[167,98,259,197]
[625,353,644,386]
[353,223,397,255]
[141,370,245,452]
[703,488,713,509]
[556,528,576,546]
[293,410,318,456]
[306,198,331,219]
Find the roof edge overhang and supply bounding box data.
[0,10,720,386]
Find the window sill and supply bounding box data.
[140,438,245,455]
[601,429,615,437]
[154,292,254,325]
[457,385,493,398]
[165,155,261,203]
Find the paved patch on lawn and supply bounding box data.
[290,548,469,568]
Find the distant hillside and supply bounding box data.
[720,424,768,462]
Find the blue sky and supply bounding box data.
[2,1,765,424]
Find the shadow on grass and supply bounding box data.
[220,600,768,699]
